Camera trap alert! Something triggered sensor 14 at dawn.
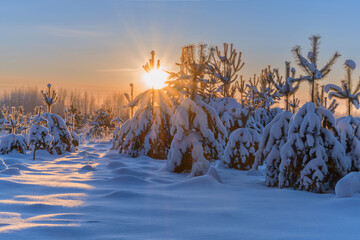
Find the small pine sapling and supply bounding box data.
[290,35,341,102]
[207,43,245,97]
[29,107,53,160]
[167,44,228,176]
[41,84,58,113]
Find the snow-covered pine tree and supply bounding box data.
[289,95,300,114]
[315,84,338,113]
[88,106,113,138]
[167,44,227,176]
[221,112,260,170]
[246,67,280,129]
[235,75,246,105]
[325,60,360,116]
[29,107,53,160]
[209,97,249,134]
[110,107,124,150]
[325,60,360,170]
[207,43,245,98]
[0,107,27,155]
[115,88,174,159]
[42,113,75,154]
[253,111,293,186]
[290,35,341,102]
[114,51,174,159]
[336,116,360,171]
[279,102,349,193]
[270,62,300,111]
[41,84,58,113]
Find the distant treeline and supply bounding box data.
[0,87,129,119]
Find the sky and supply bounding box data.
[1,0,360,108]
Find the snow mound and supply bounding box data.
[247,169,263,176]
[107,161,127,169]
[80,165,96,171]
[335,172,360,197]
[103,190,144,199]
[206,166,223,183]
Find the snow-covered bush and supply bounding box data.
[335,172,360,197]
[167,97,227,176]
[42,113,75,154]
[279,102,349,193]
[115,89,174,159]
[254,111,293,186]
[222,125,260,170]
[28,124,53,160]
[0,134,27,154]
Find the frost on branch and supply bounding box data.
[279,102,349,193]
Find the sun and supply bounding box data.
[143,69,167,89]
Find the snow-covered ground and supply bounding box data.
[0,141,359,240]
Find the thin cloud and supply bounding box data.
[40,26,102,38]
[96,68,138,72]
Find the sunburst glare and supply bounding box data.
[143,69,168,89]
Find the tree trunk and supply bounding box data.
[311,80,315,103]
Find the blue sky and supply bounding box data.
[0,0,359,104]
